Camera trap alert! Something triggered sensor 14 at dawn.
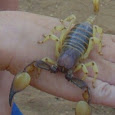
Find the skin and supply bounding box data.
[0,11,115,115]
[0,0,18,10]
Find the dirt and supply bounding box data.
[15,0,115,115]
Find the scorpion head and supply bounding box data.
[57,52,77,70]
[9,72,31,106]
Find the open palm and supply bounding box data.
[0,11,115,109]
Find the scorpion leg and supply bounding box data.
[82,25,103,59]
[38,25,69,58]
[65,70,90,103]
[42,57,56,64]
[38,34,61,58]
[82,37,102,60]
[60,14,76,43]
[81,37,94,59]
[52,15,76,44]
[74,64,88,81]
[93,25,103,54]
[74,61,98,88]
[60,14,76,29]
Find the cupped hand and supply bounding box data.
[0,11,115,110]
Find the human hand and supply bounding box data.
[0,11,115,112]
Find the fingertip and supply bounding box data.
[86,77,115,107]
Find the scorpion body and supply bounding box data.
[58,21,93,70]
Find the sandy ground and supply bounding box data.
[14,0,115,115]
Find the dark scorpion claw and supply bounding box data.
[71,78,90,103]
[65,71,91,103]
[34,60,58,73]
[34,60,51,71]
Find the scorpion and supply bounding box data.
[9,0,103,110]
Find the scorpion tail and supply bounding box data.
[86,0,100,24]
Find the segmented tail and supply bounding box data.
[86,0,100,24]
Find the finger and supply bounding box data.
[87,77,115,108]
[85,34,115,85]
[102,34,115,63]
[30,70,115,107]
[83,52,115,85]
[0,71,13,114]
